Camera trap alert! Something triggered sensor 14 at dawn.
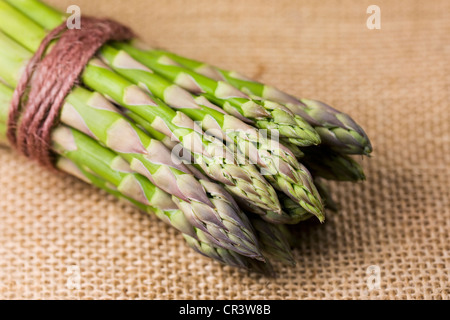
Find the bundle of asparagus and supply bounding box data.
[0,0,370,275]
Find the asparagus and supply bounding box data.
[278,178,339,222]
[62,156,278,272]
[1,81,287,272]
[148,49,372,155]
[114,42,321,148]
[0,0,374,273]
[0,2,285,216]
[250,218,296,266]
[129,107,324,221]
[0,2,279,216]
[314,178,339,212]
[280,139,304,158]
[0,81,263,266]
[302,147,366,181]
[54,127,262,259]
[277,193,314,223]
[5,0,325,220]
[98,46,325,219]
[232,194,303,225]
[0,25,262,260]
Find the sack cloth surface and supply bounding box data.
[0,0,448,299]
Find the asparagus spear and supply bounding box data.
[314,178,339,212]
[60,157,280,272]
[148,49,372,155]
[0,26,262,260]
[56,158,260,269]
[301,147,366,182]
[250,218,295,266]
[113,42,321,147]
[4,0,325,220]
[0,1,284,216]
[128,107,324,221]
[277,193,314,223]
[0,80,264,265]
[8,0,372,154]
[98,46,325,220]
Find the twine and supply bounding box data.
[7,17,134,167]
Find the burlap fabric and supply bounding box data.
[0,0,448,299]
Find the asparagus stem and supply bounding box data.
[57,157,259,269]
[149,49,372,155]
[0,80,272,267]
[314,178,339,212]
[98,46,324,221]
[3,0,325,221]
[277,193,314,223]
[98,45,329,218]
[0,2,286,217]
[250,218,296,266]
[113,42,321,147]
[0,5,263,260]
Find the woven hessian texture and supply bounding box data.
[0,0,448,299]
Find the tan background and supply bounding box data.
[0,0,449,299]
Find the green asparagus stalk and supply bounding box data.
[231,194,302,225]
[52,127,262,258]
[0,81,262,267]
[148,49,372,155]
[280,139,304,158]
[97,46,325,220]
[0,19,262,260]
[280,178,338,216]
[128,107,324,221]
[1,80,287,272]
[5,0,326,220]
[302,147,366,181]
[250,218,296,266]
[0,122,6,145]
[63,156,279,272]
[114,42,321,147]
[57,158,262,270]
[0,1,283,216]
[277,194,314,223]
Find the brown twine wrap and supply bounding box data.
[7,17,134,167]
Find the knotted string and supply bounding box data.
[7,17,134,167]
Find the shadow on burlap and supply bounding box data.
[0,0,448,299]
